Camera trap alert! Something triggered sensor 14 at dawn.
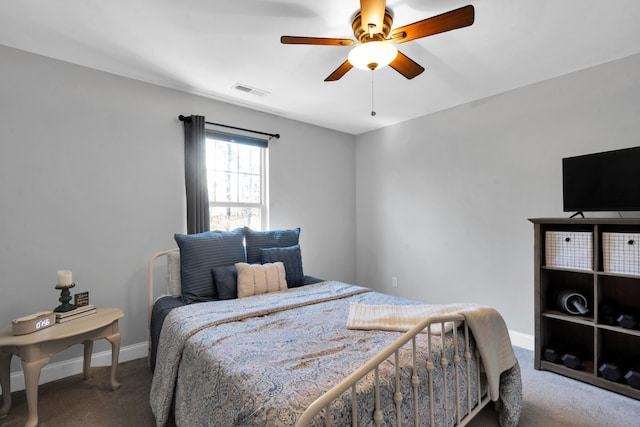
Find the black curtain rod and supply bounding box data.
[178,115,280,139]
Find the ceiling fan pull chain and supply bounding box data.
[371,71,376,116]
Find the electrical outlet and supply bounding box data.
[392,277,398,288]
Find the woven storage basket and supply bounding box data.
[545,231,593,270]
[602,232,640,275]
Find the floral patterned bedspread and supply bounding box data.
[150,281,522,426]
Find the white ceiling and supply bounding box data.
[1,0,640,135]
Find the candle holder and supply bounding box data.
[54,282,77,313]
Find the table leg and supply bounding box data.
[0,348,12,418]
[105,332,121,390]
[83,340,93,380]
[21,357,49,427]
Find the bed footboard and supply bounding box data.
[296,314,490,426]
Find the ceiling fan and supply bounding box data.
[281,0,475,81]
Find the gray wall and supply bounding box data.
[0,45,356,370]
[2,41,639,377]
[355,53,640,335]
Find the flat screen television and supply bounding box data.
[563,146,640,213]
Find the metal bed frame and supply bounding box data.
[147,249,491,426]
[296,312,490,426]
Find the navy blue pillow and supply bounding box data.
[244,227,300,264]
[261,245,304,287]
[174,228,245,304]
[212,265,238,300]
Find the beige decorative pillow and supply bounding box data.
[235,262,288,298]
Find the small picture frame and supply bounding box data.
[74,291,90,307]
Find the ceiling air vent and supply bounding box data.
[232,83,270,97]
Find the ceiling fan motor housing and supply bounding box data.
[352,9,394,42]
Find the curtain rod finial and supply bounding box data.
[178,114,192,123]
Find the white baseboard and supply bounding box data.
[9,341,148,392]
[509,330,534,350]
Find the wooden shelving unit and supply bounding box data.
[529,217,640,400]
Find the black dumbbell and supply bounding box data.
[543,345,566,364]
[625,367,640,389]
[562,345,584,369]
[599,362,626,382]
[617,313,638,329]
[562,349,583,370]
[599,303,619,326]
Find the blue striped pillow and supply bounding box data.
[261,245,304,287]
[244,227,300,264]
[175,228,246,304]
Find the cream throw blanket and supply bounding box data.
[347,302,516,402]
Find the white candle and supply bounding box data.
[57,270,73,286]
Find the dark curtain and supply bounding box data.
[182,115,210,234]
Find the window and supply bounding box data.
[205,130,267,231]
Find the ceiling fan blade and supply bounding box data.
[281,36,354,46]
[359,0,387,35]
[389,52,425,79]
[390,5,474,44]
[325,60,354,82]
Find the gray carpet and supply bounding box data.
[1,347,639,426]
[0,356,161,427]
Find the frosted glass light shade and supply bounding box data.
[347,41,398,70]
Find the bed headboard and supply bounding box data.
[147,248,179,330]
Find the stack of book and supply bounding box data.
[55,304,96,323]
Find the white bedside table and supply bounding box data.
[0,307,123,427]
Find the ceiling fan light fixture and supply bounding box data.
[347,41,397,70]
